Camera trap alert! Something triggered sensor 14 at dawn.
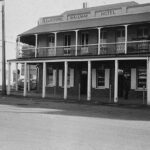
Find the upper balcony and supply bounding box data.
[17,23,150,59]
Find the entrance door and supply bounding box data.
[118,73,124,97]
[80,72,87,95]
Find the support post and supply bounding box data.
[98,27,102,55]
[28,64,30,92]
[147,57,150,105]
[64,61,68,100]
[7,62,11,95]
[114,59,118,103]
[35,34,38,57]
[23,62,27,97]
[124,25,128,54]
[16,36,20,58]
[15,63,18,91]
[75,30,78,56]
[87,61,91,101]
[42,62,46,98]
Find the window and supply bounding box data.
[47,67,53,86]
[96,69,105,87]
[59,68,74,87]
[81,33,88,46]
[47,67,56,87]
[64,34,71,46]
[48,36,54,45]
[137,27,149,39]
[116,29,125,38]
[64,34,71,55]
[137,68,146,88]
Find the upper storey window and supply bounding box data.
[64,34,71,46]
[137,27,149,39]
[48,35,54,47]
[81,32,89,46]
[116,29,125,41]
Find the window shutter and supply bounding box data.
[53,70,56,86]
[59,70,63,87]
[70,69,74,87]
[105,69,110,88]
[92,69,96,88]
[131,68,136,89]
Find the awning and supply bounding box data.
[19,12,150,37]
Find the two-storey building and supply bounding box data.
[8,1,150,105]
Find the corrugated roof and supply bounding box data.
[20,12,150,36]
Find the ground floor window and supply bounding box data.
[47,66,56,87]
[137,68,146,89]
[96,69,105,87]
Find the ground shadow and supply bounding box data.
[0,95,150,121]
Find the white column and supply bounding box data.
[114,59,118,103]
[54,32,57,56]
[64,61,68,100]
[124,25,128,54]
[87,61,91,101]
[147,57,150,105]
[35,34,38,57]
[75,30,78,56]
[98,27,102,55]
[42,62,46,98]
[28,64,30,92]
[7,62,11,95]
[16,36,20,58]
[23,62,27,97]
[15,63,18,91]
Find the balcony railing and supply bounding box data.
[17,40,150,58]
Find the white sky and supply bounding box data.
[0,0,150,60]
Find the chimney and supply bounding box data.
[83,2,88,9]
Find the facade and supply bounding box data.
[8,1,150,105]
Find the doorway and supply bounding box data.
[80,71,87,95]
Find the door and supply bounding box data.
[80,72,87,95]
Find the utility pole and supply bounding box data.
[1,0,6,95]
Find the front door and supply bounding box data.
[80,72,87,95]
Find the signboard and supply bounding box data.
[67,12,91,21]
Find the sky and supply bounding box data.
[0,0,150,60]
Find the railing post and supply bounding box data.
[54,32,57,56]
[75,30,78,56]
[35,34,38,57]
[98,27,102,55]
[124,25,128,54]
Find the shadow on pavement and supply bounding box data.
[0,95,150,121]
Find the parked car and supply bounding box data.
[16,78,37,90]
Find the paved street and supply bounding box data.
[0,96,150,150]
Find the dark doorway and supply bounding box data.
[118,73,124,97]
[80,72,87,95]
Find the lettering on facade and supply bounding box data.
[95,8,123,17]
[39,16,64,25]
[67,12,91,21]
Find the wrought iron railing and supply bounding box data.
[17,40,150,58]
